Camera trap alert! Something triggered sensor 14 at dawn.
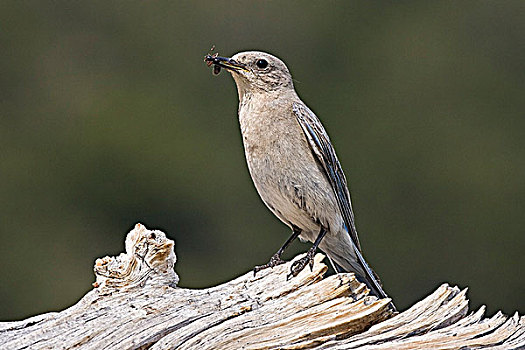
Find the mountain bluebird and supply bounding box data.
[205,50,392,303]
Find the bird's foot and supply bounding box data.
[287,249,316,280]
[253,253,286,276]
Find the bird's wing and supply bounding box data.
[293,102,391,300]
[292,102,361,251]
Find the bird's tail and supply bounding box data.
[323,236,394,311]
[329,251,388,299]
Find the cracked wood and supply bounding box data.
[0,223,523,349]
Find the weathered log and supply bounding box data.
[1,223,524,349]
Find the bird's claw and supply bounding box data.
[287,250,316,280]
[253,253,286,276]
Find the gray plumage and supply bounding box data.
[206,51,390,301]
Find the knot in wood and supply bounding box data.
[93,223,178,291]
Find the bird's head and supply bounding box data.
[205,51,294,97]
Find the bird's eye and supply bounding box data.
[256,59,268,69]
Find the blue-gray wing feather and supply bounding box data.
[292,102,390,301]
[292,103,361,251]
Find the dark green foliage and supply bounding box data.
[0,1,523,320]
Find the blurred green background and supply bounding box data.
[1,1,524,320]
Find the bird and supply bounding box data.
[204,50,392,303]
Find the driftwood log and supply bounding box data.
[1,224,524,349]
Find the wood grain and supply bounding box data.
[1,223,523,349]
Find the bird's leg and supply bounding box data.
[287,226,328,280]
[254,226,302,276]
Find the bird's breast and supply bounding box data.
[238,103,305,175]
[237,101,340,233]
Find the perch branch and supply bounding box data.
[1,223,523,349]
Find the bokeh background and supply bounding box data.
[1,1,524,320]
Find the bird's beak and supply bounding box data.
[204,55,249,73]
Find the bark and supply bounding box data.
[1,223,523,349]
